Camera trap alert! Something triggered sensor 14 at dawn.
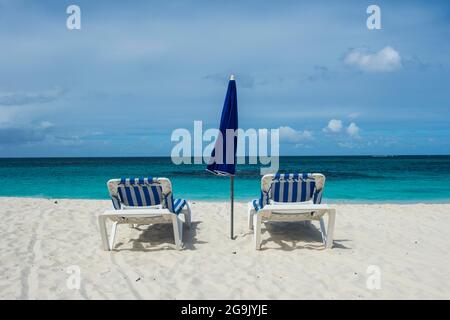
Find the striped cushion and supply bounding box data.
[271,173,320,202]
[252,173,324,211]
[109,177,187,214]
[111,196,121,210]
[252,199,264,211]
[118,184,163,207]
[166,196,188,214]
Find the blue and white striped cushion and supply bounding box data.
[252,189,269,211]
[117,177,163,207]
[271,174,316,203]
[313,187,323,204]
[111,196,121,210]
[252,199,264,211]
[166,196,187,214]
[110,177,187,214]
[252,173,323,211]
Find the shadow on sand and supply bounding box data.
[114,221,206,252]
[256,221,351,251]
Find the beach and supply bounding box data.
[0,197,449,300]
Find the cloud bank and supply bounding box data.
[344,46,402,72]
[0,88,66,106]
[279,126,313,143]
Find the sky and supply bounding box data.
[0,0,449,157]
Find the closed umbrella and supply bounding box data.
[207,74,238,239]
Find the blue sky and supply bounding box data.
[0,0,449,156]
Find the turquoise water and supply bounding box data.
[0,156,449,202]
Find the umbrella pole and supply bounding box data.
[230,175,234,239]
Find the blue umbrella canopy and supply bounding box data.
[207,75,238,239]
[206,75,238,175]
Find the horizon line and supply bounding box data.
[1,154,450,159]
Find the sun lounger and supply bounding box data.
[99,177,191,250]
[248,173,336,250]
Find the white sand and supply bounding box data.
[0,197,449,299]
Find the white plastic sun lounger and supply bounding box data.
[98,177,191,251]
[248,173,336,250]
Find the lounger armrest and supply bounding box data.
[262,203,331,210]
[259,203,333,214]
[100,208,173,218]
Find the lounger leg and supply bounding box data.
[326,209,336,249]
[184,203,192,228]
[248,202,255,230]
[109,221,118,250]
[178,217,183,243]
[253,214,262,250]
[319,217,327,247]
[98,215,110,251]
[172,215,183,250]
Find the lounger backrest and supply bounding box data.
[260,173,325,206]
[107,177,177,212]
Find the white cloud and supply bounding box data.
[344,46,401,72]
[346,122,360,137]
[279,126,313,143]
[323,119,342,133]
[323,119,361,138]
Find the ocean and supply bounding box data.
[0,156,449,202]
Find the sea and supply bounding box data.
[0,156,449,202]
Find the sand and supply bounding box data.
[0,197,449,299]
